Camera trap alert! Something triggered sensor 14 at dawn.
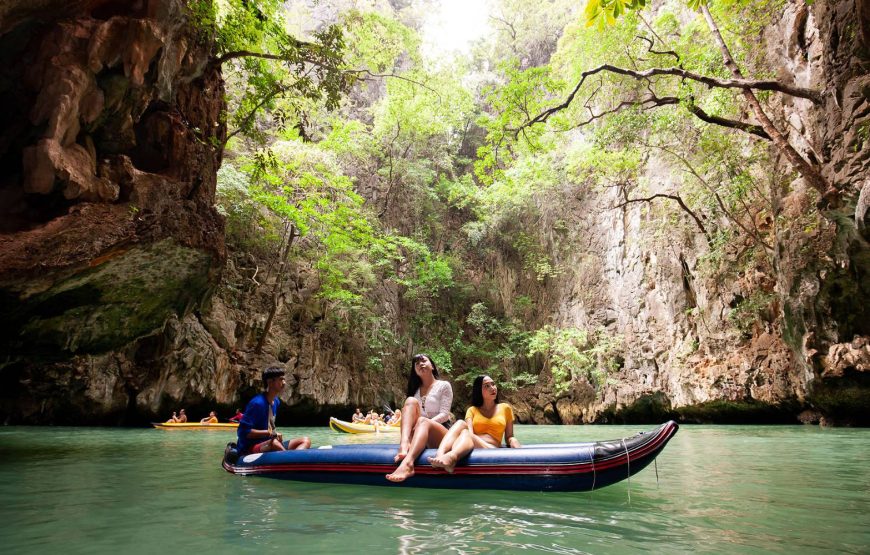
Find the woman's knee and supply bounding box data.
[403,397,420,410]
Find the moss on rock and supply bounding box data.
[807,371,870,426]
[677,398,801,424]
[1,239,215,357]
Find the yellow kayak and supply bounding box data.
[152,422,239,430]
[329,417,400,434]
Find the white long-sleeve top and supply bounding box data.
[414,379,453,424]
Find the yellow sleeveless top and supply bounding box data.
[465,403,514,444]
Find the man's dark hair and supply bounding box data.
[262,366,285,388]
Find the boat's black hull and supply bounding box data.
[222,420,678,492]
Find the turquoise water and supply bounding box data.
[1,424,868,554]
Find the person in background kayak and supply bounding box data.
[200,411,218,424]
[428,375,520,473]
[386,353,453,482]
[236,366,311,454]
[176,409,187,423]
[229,408,243,423]
[386,408,402,425]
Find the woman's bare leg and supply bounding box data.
[387,418,430,482]
[433,420,467,457]
[425,420,448,448]
[395,397,420,463]
[429,429,474,473]
[386,418,448,482]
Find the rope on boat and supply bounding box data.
[622,438,631,504]
[590,446,596,492]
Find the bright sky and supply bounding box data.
[421,0,493,58]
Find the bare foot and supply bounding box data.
[428,453,457,473]
[386,462,414,482]
[393,450,407,464]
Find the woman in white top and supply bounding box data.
[386,353,454,482]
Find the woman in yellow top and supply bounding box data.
[428,375,520,473]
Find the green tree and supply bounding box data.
[527,0,830,200]
[527,326,622,395]
[192,0,354,144]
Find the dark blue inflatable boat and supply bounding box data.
[222,420,678,491]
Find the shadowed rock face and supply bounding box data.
[0,0,227,423]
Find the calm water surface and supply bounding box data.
[1,424,868,554]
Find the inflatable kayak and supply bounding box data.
[153,422,239,430]
[222,420,678,491]
[329,417,400,434]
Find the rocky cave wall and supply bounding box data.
[507,0,870,425]
[0,0,231,424]
[0,0,425,425]
[1,0,867,426]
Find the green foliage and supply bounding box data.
[564,144,641,188]
[212,0,797,401]
[514,233,560,281]
[342,11,421,73]
[475,61,562,185]
[584,0,651,29]
[527,325,622,395]
[216,162,271,252]
[448,302,537,391]
[854,121,870,153]
[582,0,724,29]
[191,0,352,143]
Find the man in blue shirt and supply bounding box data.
[237,366,311,454]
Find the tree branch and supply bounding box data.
[214,49,308,67]
[490,14,517,42]
[699,4,832,201]
[347,69,443,104]
[223,84,288,145]
[558,93,770,140]
[636,35,680,63]
[524,63,822,130]
[661,97,771,139]
[614,193,711,241]
[643,141,774,252]
[638,14,679,63]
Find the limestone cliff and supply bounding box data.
[0,0,228,423]
[1,0,867,427]
[506,0,870,425]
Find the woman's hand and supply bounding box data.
[507,436,521,448]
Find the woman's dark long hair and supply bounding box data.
[471,375,499,407]
[406,353,440,396]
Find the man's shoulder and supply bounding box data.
[245,393,268,409]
